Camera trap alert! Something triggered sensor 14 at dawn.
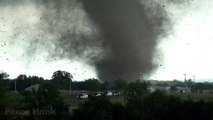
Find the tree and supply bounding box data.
[172,80,185,87]
[101,81,111,90]
[114,79,128,91]
[185,79,193,87]
[140,91,169,120]
[72,95,112,120]
[0,73,6,116]
[21,82,69,119]
[126,80,149,98]
[0,72,9,80]
[124,80,150,120]
[51,70,73,90]
[84,78,102,91]
[0,72,9,103]
[170,86,178,92]
[7,74,44,91]
[15,74,28,91]
[0,73,9,118]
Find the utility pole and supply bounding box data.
[14,79,17,92]
[184,74,188,88]
[122,90,124,105]
[193,75,195,82]
[70,79,72,94]
[184,74,187,82]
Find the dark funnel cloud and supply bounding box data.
[81,0,169,80]
[37,0,170,81]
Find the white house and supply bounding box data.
[25,84,40,91]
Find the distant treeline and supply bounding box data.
[2,70,130,92]
[1,70,213,92]
[72,91,213,120]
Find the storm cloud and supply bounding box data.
[35,0,170,81]
[0,0,172,80]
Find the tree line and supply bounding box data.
[2,70,130,92]
[1,71,213,120]
[2,71,213,92]
[72,81,213,120]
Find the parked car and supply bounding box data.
[77,93,88,99]
[106,91,113,96]
[113,91,121,96]
[94,92,102,96]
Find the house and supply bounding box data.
[176,87,191,93]
[148,86,171,93]
[148,86,192,93]
[25,84,40,91]
[148,87,157,93]
[195,89,213,94]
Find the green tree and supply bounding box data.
[72,95,112,120]
[21,82,69,119]
[84,78,101,91]
[172,80,185,87]
[140,91,169,120]
[170,86,178,93]
[9,74,44,91]
[127,80,149,98]
[51,70,73,90]
[124,80,150,120]
[185,79,194,87]
[0,72,9,80]
[0,73,8,104]
[101,81,111,90]
[15,74,28,91]
[0,73,9,118]
[114,79,128,91]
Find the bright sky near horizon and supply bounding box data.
[151,0,213,82]
[0,0,213,82]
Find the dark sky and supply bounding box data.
[80,0,169,80]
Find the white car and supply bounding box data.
[113,92,121,96]
[96,93,102,96]
[78,93,88,99]
[106,91,113,96]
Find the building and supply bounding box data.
[176,87,191,93]
[148,86,171,93]
[25,84,40,91]
[148,86,191,93]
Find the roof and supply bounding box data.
[149,86,170,91]
[25,84,40,91]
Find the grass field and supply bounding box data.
[168,93,213,102]
[60,93,125,111]
[60,93,213,111]
[6,92,213,111]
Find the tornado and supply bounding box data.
[81,0,169,80]
[37,0,170,81]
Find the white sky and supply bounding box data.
[0,0,213,82]
[150,0,213,82]
[0,3,97,80]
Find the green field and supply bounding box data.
[60,93,213,111]
[6,92,213,111]
[60,93,125,111]
[167,93,213,102]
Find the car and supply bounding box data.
[106,91,113,96]
[96,93,102,96]
[77,93,88,99]
[93,92,102,96]
[113,91,121,96]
